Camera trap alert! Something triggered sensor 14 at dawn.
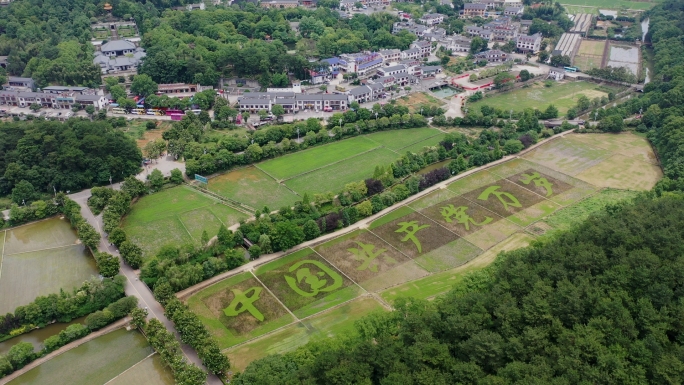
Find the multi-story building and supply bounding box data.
[420,65,443,78]
[466,25,493,40]
[400,59,422,76]
[473,0,496,9]
[260,0,299,8]
[441,35,472,53]
[238,92,348,113]
[94,42,146,74]
[339,52,384,77]
[0,88,108,110]
[392,21,429,38]
[503,0,522,7]
[379,49,401,63]
[504,6,524,16]
[401,47,421,60]
[377,64,408,77]
[361,0,390,6]
[474,49,510,63]
[4,77,35,91]
[491,24,519,41]
[463,3,487,18]
[411,40,432,58]
[419,13,445,26]
[516,33,542,53]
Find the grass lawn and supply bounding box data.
[575,153,663,190]
[208,166,300,212]
[381,232,534,303]
[285,148,399,196]
[472,81,609,115]
[522,136,612,176]
[225,297,387,371]
[122,186,248,258]
[401,134,446,153]
[258,136,379,180]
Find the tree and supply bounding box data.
[95,252,120,278]
[303,219,321,240]
[130,74,158,97]
[470,36,487,54]
[537,50,550,63]
[494,72,516,89]
[541,104,559,119]
[119,241,143,269]
[519,69,531,81]
[6,342,34,370]
[170,169,184,184]
[148,169,164,191]
[29,103,41,112]
[85,105,96,118]
[598,115,624,133]
[249,245,262,259]
[118,98,137,111]
[503,139,524,154]
[271,221,305,251]
[11,180,37,205]
[271,105,285,119]
[109,228,127,247]
[550,54,571,68]
[130,307,148,331]
[109,85,127,101]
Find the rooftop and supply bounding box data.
[100,40,136,52]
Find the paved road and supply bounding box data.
[68,180,222,384]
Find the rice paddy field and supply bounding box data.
[471,81,612,115]
[121,186,249,259]
[186,132,662,370]
[7,328,173,385]
[207,127,444,208]
[0,218,98,314]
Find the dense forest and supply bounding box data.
[234,1,684,383]
[0,119,142,198]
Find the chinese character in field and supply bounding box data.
[347,241,396,272]
[440,204,493,230]
[285,260,344,297]
[520,172,554,197]
[395,221,430,253]
[223,287,265,321]
[477,186,522,211]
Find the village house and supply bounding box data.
[463,3,487,18]
[516,33,542,53]
[475,49,510,63]
[419,13,445,26]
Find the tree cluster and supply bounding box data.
[0,275,126,342]
[165,298,231,377]
[235,194,684,384]
[0,119,142,198]
[133,310,207,385]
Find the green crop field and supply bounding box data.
[285,148,399,196]
[258,136,379,180]
[225,297,387,371]
[0,218,98,314]
[185,132,663,371]
[365,127,443,151]
[208,166,300,212]
[472,81,609,115]
[122,186,248,258]
[560,0,661,11]
[401,134,446,154]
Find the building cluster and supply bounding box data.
[93,40,146,74]
[0,78,109,110]
[462,15,542,57]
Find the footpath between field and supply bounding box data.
[176,129,576,300]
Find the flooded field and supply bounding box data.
[0,218,99,314]
[0,317,86,356]
[7,328,173,385]
[607,44,640,76]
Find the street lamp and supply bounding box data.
[296,128,300,142]
[594,111,598,122]
[509,109,513,120]
[375,112,378,120]
[339,118,343,130]
[109,174,113,188]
